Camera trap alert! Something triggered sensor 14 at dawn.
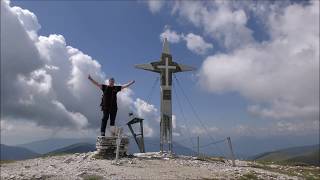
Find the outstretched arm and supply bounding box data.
[122,80,135,90]
[88,74,102,89]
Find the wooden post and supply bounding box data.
[227,137,236,167]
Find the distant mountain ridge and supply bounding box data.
[46,143,96,155]
[0,144,40,160]
[3,137,196,160]
[44,138,196,156]
[17,138,95,154]
[252,144,319,166]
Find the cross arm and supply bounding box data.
[135,63,160,73]
[176,63,195,72]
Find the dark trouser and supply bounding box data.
[101,108,117,134]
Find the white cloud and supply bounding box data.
[51,100,88,128]
[231,119,319,137]
[199,1,319,121]
[190,126,219,136]
[1,2,101,128]
[183,33,213,55]
[160,26,182,43]
[171,1,253,50]
[172,115,176,129]
[248,101,318,120]
[160,26,212,55]
[146,0,165,14]
[0,119,53,145]
[0,118,99,145]
[17,69,52,95]
[11,5,40,40]
[133,98,159,137]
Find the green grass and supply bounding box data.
[254,145,319,167]
[257,153,290,162]
[196,154,226,163]
[0,160,16,164]
[284,150,320,166]
[250,162,320,180]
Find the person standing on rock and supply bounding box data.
[88,74,135,136]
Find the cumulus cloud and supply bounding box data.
[10,5,40,40]
[160,26,182,43]
[199,1,319,121]
[1,0,102,129]
[146,0,165,14]
[183,33,213,55]
[171,1,253,50]
[133,98,159,137]
[51,100,89,128]
[160,26,213,55]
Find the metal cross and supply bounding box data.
[135,38,194,154]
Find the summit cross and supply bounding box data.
[135,38,194,154]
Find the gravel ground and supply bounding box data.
[0,152,301,180]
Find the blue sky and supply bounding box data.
[1,0,319,150]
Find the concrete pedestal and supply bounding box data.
[95,136,129,159]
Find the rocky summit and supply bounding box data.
[1,152,319,180]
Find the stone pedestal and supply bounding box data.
[95,136,129,159]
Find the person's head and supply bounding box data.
[109,77,115,86]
